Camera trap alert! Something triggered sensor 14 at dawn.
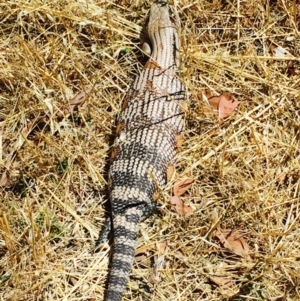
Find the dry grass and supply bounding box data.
[1,0,300,300]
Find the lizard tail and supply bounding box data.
[105,207,143,301]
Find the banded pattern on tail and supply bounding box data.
[104,1,186,300]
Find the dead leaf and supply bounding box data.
[0,170,9,187]
[207,95,220,110]
[278,168,289,185]
[211,275,239,297]
[209,276,234,289]
[173,177,194,197]
[204,89,213,99]
[57,87,92,118]
[170,195,193,215]
[156,241,167,253]
[205,92,240,119]
[215,228,251,260]
[70,88,92,106]
[204,90,218,110]
[218,94,240,119]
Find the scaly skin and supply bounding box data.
[104,1,185,300]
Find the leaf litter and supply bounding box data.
[170,177,194,215]
[215,228,252,260]
[205,91,240,119]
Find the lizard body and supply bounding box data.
[104,1,185,300]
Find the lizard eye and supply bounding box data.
[156,0,167,6]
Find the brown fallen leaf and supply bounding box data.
[205,92,240,119]
[209,276,234,289]
[70,88,92,106]
[0,170,10,187]
[170,195,193,215]
[215,228,251,260]
[57,87,92,118]
[278,168,289,185]
[210,275,239,297]
[207,95,220,110]
[204,90,218,110]
[173,177,194,197]
[218,94,240,119]
[156,241,167,253]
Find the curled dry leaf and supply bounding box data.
[215,228,251,260]
[207,96,220,110]
[57,87,92,118]
[173,176,194,197]
[278,167,289,185]
[204,89,219,111]
[171,177,194,215]
[209,276,234,289]
[0,171,9,187]
[170,195,193,215]
[70,88,92,106]
[156,241,167,253]
[205,91,240,119]
[218,94,240,119]
[210,275,239,297]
